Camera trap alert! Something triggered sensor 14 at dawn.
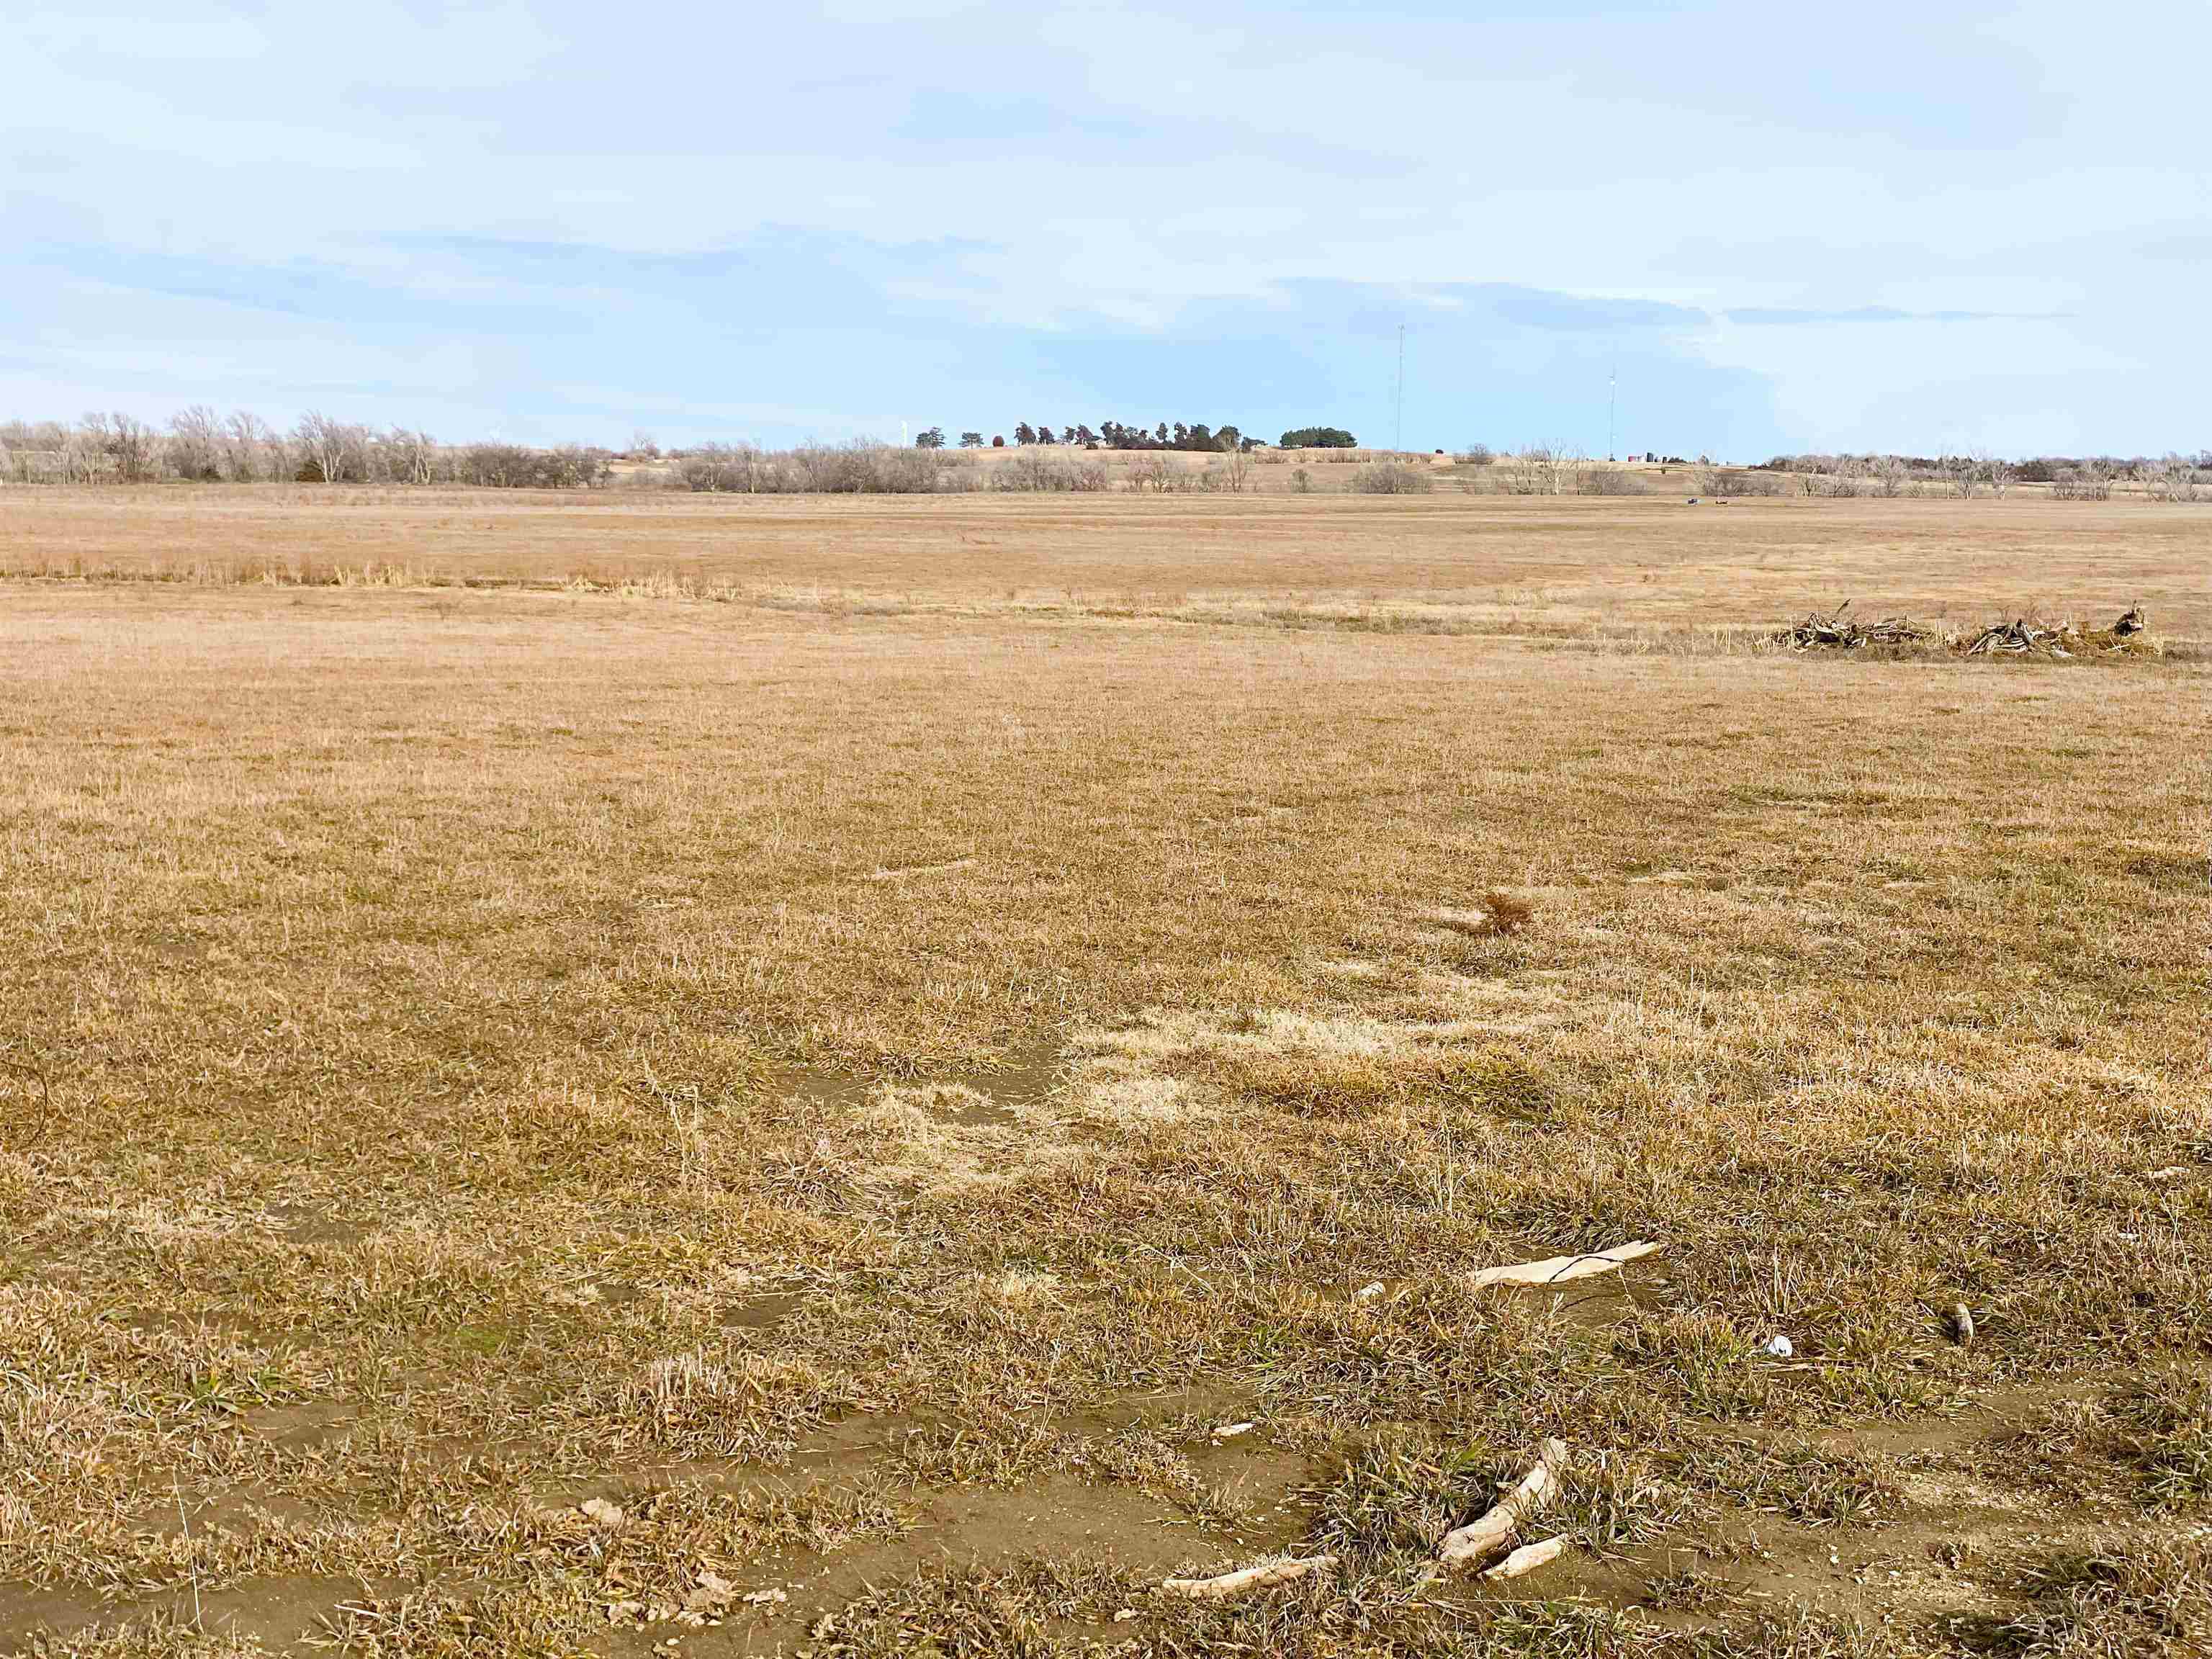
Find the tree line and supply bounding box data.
[0,408,1369,486]
[914,423,1357,452]
[0,410,615,487]
[1759,450,2208,500]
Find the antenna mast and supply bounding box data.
[1394,324,1406,453]
[1608,356,1617,462]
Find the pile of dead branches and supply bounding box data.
[1779,601,1930,649]
[1962,607,2152,659]
[1782,603,2154,660]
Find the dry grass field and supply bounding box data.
[1,487,2207,1658]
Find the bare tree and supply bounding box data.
[294,411,372,483]
[1947,456,1979,498]
[2147,453,2199,503]
[83,412,160,482]
[169,405,225,480]
[1820,456,1863,498]
[295,411,343,483]
[2054,460,2114,500]
[1521,444,1580,495]
[220,411,276,480]
[385,427,436,485]
[62,421,107,483]
[1128,453,1179,493]
[1869,455,1908,498]
[1972,448,2011,498]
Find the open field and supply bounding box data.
[4,489,2211,646]
[1,490,2208,1658]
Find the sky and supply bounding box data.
[5,1,2208,459]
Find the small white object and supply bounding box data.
[1470,1241,1661,1290]
[1210,1420,1257,1442]
[1354,1281,1385,1302]
[580,1497,625,1529]
[1482,1536,1567,1581]
[1160,1555,1337,1599]
[1763,1335,1794,1359]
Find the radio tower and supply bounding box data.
[1394,324,1406,454]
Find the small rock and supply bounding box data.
[1763,1334,1794,1359]
[1353,1281,1385,1303]
[580,1497,626,1529]
[1210,1421,1257,1442]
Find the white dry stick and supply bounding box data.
[1439,1438,1568,1568]
[1160,1555,1338,1599]
[1210,1421,1258,1442]
[1469,1242,1661,1290]
[1482,1537,1568,1582]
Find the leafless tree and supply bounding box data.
[386,427,436,485]
[1972,449,2011,498]
[1947,456,1979,498]
[2146,453,2199,503]
[2054,460,2114,500]
[168,405,225,480]
[1820,457,1863,498]
[84,412,160,482]
[1515,444,1580,495]
[294,411,372,483]
[60,422,106,483]
[220,412,277,480]
[1128,452,1177,493]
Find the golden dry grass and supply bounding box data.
[0,488,2207,1657]
[4,487,2207,644]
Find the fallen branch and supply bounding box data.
[1470,1241,1660,1290]
[1160,1555,1337,1600]
[1439,1438,1567,1568]
[1482,1537,1568,1582]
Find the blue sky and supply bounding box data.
[5,1,2207,457]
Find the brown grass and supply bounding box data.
[2,487,2207,645]
[0,487,2206,1655]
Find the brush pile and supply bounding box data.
[1781,603,2154,659]
[1962,606,2154,658]
[1779,601,1930,649]
[1961,617,2071,657]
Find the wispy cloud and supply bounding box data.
[3,0,2208,453]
